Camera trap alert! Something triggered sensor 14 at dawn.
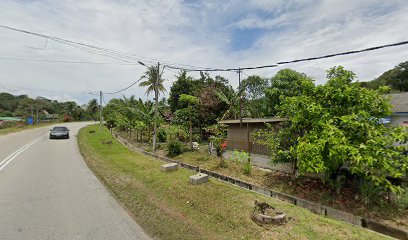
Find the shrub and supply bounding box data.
[157,128,167,142]
[396,189,408,210]
[168,140,183,157]
[230,150,250,163]
[242,159,252,176]
[62,114,73,122]
[359,181,383,206]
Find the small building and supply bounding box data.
[0,117,24,127]
[42,110,60,122]
[389,92,408,127]
[218,117,293,172]
[218,118,286,155]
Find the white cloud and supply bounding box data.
[0,0,407,105]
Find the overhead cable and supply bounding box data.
[1,24,408,73]
[0,57,138,65]
[104,76,144,95]
[164,40,408,72]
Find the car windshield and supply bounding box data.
[53,127,68,131]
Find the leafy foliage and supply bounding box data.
[167,140,183,157]
[259,66,408,193]
[264,69,315,116]
[0,92,93,121]
[139,65,166,96]
[240,75,269,117]
[157,127,167,142]
[168,70,194,112]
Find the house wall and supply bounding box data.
[225,122,277,155]
[390,114,408,127]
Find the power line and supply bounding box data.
[0,57,139,65]
[1,24,408,74]
[0,24,209,69]
[276,40,408,65]
[163,40,408,72]
[165,64,279,72]
[104,76,144,95]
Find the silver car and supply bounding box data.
[49,126,70,139]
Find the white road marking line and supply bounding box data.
[0,135,44,172]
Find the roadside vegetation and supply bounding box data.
[0,92,102,127]
[78,124,390,240]
[0,121,56,136]
[103,63,408,232]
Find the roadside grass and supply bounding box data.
[78,124,390,240]
[0,122,57,136]
[113,130,408,232]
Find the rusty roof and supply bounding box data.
[389,92,408,113]
[218,117,287,124]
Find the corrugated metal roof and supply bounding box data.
[218,117,287,124]
[389,92,408,113]
[0,117,23,121]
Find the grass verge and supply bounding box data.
[0,122,57,136]
[78,124,390,240]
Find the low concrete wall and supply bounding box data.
[113,132,407,240]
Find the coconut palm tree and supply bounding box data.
[139,65,166,96]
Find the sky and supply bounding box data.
[0,0,407,105]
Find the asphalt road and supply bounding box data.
[0,122,151,240]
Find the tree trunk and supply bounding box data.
[135,129,138,142]
[140,130,143,143]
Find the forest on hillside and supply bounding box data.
[0,92,99,121]
[360,60,408,92]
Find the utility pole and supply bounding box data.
[238,68,243,128]
[152,62,159,152]
[99,90,103,131]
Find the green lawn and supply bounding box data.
[78,124,390,240]
[0,122,57,136]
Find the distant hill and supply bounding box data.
[0,92,88,120]
[360,61,408,92]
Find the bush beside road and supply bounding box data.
[78,124,390,240]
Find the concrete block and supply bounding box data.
[189,173,209,185]
[363,219,408,239]
[270,190,296,204]
[295,198,323,215]
[252,185,271,197]
[160,163,179,172]
[325,206,360,226]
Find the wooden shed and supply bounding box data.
[218,118,286,155]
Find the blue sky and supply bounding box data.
[0,0,407,104]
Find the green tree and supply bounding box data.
[264,69,315,116]
[215,86,244,120]
[86,99,99,120]
[139,65,166,96]
[168,70,194,112]
[361,60,408,92]
[259,66,408,193]
[178,94,199,150]
[240,75,269,117]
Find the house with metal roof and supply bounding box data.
[217,117,295,172]
[389,92,408,127]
